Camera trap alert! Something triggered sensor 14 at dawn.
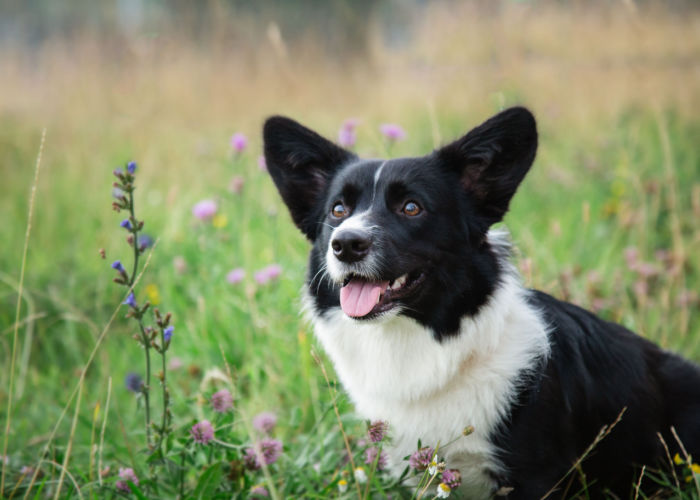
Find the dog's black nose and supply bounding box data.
[331,230,371,263]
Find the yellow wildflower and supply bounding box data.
[212,214,228,228]
[145,284,160,305]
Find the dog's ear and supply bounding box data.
[264,116,355,240]
[437,107,537,227]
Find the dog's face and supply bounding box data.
[264,108,538,339]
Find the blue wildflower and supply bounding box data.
[138,234,154,250]
[123,293,137,308]
[125,372,143,393]
[111,260,125,272]
[113,167,124,178]
[120,219,133,231]
[127,161,137,174]
[163,326,174,343]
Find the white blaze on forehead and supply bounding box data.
[372,161,387,202]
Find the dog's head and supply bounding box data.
[263,108,537,339]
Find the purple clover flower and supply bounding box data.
[409,446,435,471]
[211,389,234,413]
[115,467,139,493]
[338,118,359,148]
[379,123,407,142]
[120,219,133,231]
[111,260,125,273]
[127,161,137,174]
[192,199,218,220]
[168,356,183,370]
[244,438,283,470]
[123,293,138,309]
[163,326,174,343]
[365,447,388,470]
[252,412,277,434]
[191,420,215,444]
[254,265,282,285]
[228,176,245,194]
[367,420,388,443]
[441,468,462,489]
[226,268,245,284]
[231,133,248,153]
[125,372,143,393]
[250,485,269,497]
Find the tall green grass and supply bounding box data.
[1,2,699,497]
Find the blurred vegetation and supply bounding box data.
[1,0,699,497]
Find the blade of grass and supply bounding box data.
[53,379,84,500]
[671,426,700,496]
[97,377,112,487]
[217,343,281,500]
[540,408,627,500]
[310,347,363,500]
[22,244,158,499]
[1,128,46,496]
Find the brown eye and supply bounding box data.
[402,201,421,216]
[332,202,348,218]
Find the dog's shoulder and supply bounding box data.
[494,289,700,496]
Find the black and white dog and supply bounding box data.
[263,108,700,498]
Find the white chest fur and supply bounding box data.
[307,274,550,497]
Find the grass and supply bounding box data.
[1,1,699,498]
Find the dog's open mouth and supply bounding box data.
[339,270,425,319]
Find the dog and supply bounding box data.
[263,107,700,498]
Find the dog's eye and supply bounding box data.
[331,202,349,218]
[402,201,421,217]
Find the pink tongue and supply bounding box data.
[340,278,389,317]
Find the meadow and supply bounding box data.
[1,2,699,498]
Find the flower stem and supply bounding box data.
[158,336,169,455]
[127,187,153,449]
[127,190,140,289]
[138,321,152,447]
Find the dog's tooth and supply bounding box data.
[394,274,407,288]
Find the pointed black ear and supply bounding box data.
[437,107,538,226]
[264,116,355,240]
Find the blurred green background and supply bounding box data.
[1,0,699,496]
